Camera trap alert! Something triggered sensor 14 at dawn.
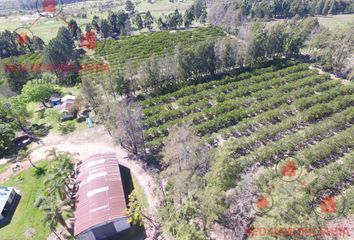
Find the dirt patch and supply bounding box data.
[24,228,36,238]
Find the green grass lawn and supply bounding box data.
[27,102,86,135]
[27,102,62,130]
[0,162,10,174]
[136,0,192,17]
[0,161,50,240]
[26,85,85,134]
[317,14,354,30]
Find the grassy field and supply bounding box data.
[135,0,192,17]
[25,85,86,135]
[0,0,192,43]
[0,16,90,43]
[0,161,50,240]
[317,13,354,30]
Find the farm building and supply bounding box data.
[60,94,76,113]
[0,187,18,222]
[74,153,130,240]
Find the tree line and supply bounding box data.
[209,0,354,21]
[208,0,354,33]
[103,17,320,97]
[0,30,44,58]
[310,21,354,80]
[156,0,207,30]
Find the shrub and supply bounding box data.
[44,109,63,124]
[303,104,333,122]
[59,121,76,135]
[20,82,61,103]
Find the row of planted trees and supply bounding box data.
[78,18,321,164]
[92,17,320,99]
[34,149,76,239]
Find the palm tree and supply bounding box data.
[45,147,58,160]
[57,152,75,175]
[17,149,38,169]
[45,173,69,201]
[41,196,74,238]
[38,150,78,238]
[44,150,76,205]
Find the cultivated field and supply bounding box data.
[140,60,354,229]
[81,27,225,78]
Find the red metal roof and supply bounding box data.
[60,99,75,113]
[74,153,128,236]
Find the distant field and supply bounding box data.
[0,15,90,43]
[0,0,192,43]
[136,0,192,17]
[317,14,354,30]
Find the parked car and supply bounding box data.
[61,113,76,122]
[12,135,33,148]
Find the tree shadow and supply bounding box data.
[118,165,147,240]
[33,166,47,178]
[119,165,134,204]
[28,123,52,138]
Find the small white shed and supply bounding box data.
[0,187,17,221]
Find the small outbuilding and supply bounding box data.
[74,153,130,240]
[60,94,76,113]
[0,187,18,222]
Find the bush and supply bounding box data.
[20,82,61,103]
[59,121,76,135]
[303,104,333,122]
[33,196,46,208]
[44,109,63,124]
